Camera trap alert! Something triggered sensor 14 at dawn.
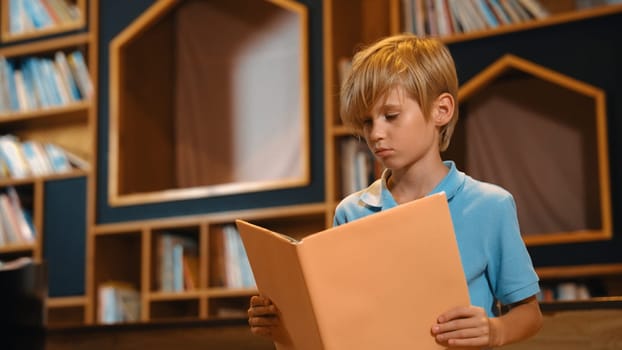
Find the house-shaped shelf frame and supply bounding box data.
[450,54,611,246]
[108,0,310,206]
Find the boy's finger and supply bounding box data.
[250,295,272,306]
[249,315,280,327]
[248,304,278,317]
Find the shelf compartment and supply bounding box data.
[0,0,87,44]
[108,0,310,206]
[93,231,142,323]
[149,298,200,321]
[450,54,611,246]
[150,225,201,293]
[0,183,37,250]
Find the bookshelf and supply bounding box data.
[323,0,622,309]
[0,0,98,326]
[86,0,329,325]
[90,203,326,323]
[47,0,618,325]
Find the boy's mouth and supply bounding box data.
[374,147,392,158]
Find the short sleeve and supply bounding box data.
[486,195,540,305]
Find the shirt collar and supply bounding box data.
[359,160,465,209]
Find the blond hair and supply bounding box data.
[340,33,459,151]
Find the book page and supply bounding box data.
[297,193,470,349]
[236,220,323,350]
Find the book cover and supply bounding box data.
[237,192,470,350]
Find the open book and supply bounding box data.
[236,192,470,350]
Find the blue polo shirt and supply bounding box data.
[333,161,540,317]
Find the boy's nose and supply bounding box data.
[368,122,386,141]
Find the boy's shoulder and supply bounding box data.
[461,173,515,207]
[334,178,385,225]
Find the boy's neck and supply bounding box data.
[387,159,449,204]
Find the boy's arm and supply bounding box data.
[489,295,543,347]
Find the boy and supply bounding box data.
[248,33,542,348]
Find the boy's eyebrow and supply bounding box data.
[378,103,401,111]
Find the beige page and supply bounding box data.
[237,192,470,350]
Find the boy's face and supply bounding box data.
[362,86,443,171]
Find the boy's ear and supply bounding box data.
[432,93,454,126]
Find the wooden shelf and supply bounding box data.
[47,295,88,308]
[0,101,90,123]
[93,202,327,236]
[0,33,90,57]
[438,3,622,44]
[536,263,622,279]
[0,242,35,254]
[47,296,87,327]
[540,296,622,312]
[0,170,88,187]
[206,288,257,298]
[0,0,87,44]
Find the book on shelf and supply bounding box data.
[0,50,91,115]
[0,186,36,248]
[42,142,71,172]
[0,135,30,179]
[474,0,501,28]
[98,281,141,324]
[399,0,555,37]
[6,186,35,241]
[517,0,549,19]
[236,192,469,350]
[209,224,256,289]
[67,50,93,100]
[0,135,86,179]
[156,233,199,292]
[487,0,512,25]
[7,0,82,36]
[21,140,53,176]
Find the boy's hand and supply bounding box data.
[248,295,280,338]
[431,305,495,348]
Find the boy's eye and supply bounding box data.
[384,114,398,120]
[362,118,373,126]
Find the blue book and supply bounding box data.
[24,0,53,29]
[9,0,23,34]
[172,243,184,292]
[476,0,500,27]
[68,50,93,99]
[24,58,48,108]
[41,59,63,106]
[0,58,10,113]
[55,51,81,101]
[43,143,71,172]
[4,60,21,111]
[19,60,39,109]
